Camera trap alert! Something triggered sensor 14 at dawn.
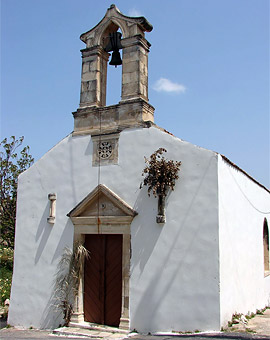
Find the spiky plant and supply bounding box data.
[54,242,89,326]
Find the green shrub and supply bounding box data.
[0,246,13,304]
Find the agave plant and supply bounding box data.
[54,242,89,326]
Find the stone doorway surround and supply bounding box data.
[67,184,137,330]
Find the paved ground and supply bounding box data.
[1,309,270,340]
[1,328,270,340]
[224,309,270,336]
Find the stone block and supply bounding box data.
[80,90,96,104]
[122,72,139,85]
[82,62,89,73]
[122,73,131,85]
[89,61,98,71]
[140,75,148,86]
[123,60,139,73]
[122,83,139,97]
[82,55,97,63]
[81,80,97,92]
[82,71,97,81]
[122,45,139,54]
[139,63,147,74]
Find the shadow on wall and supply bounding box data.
[35,201,52,264]
[40,221,74,329]
[35,201,73,264]
[130,156,219,331]
[51,220,74,264]
[67,134,93,209]
[132,186,162,275]
[39,286,64,329]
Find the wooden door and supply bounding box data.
[84,234,123,327]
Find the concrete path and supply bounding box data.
[1,309,270,339]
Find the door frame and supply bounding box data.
[68,185,137,330]
[71,224,131,330]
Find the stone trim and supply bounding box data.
[74,224,130,235]
[71,216,134,226]
[67,184,137,218]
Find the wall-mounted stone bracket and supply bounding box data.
[156,194,166,224]
[47,193,56,224]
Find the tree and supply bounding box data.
[0,136,34,248]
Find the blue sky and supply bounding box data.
[1,0,269,187]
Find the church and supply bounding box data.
[8,5,270,333]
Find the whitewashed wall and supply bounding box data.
[8,127,220,332]
[218,155,270,327]
[125,128,220,333]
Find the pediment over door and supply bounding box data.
[67,184,137,226]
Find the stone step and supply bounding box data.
[69,322,130,334]
[53,324,130,339]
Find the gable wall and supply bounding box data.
[218,155,270,327]
[8,127,220,332]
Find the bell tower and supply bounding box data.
[73,4,155,135]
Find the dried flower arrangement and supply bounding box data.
[141,148,181,223]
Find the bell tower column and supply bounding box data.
[80,47,109,108]
[121,35,150,102]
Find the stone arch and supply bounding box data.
[98,19,129,47]
[97,20,125,105]
[263,218,269,273]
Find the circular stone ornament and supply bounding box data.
[97,141,113,159]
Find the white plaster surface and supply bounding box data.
[218,155,270,327]
[8,127,221,332]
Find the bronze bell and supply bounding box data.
[109,50,122,67]
[104,32,123,67]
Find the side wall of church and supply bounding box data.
[218,155,270,327]
[8,127,221,332]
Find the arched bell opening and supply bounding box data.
[101,23,123,106]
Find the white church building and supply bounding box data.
[8,5,270,333]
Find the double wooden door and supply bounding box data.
[84,234,123,327]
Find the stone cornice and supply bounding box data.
[72,98,155,136]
